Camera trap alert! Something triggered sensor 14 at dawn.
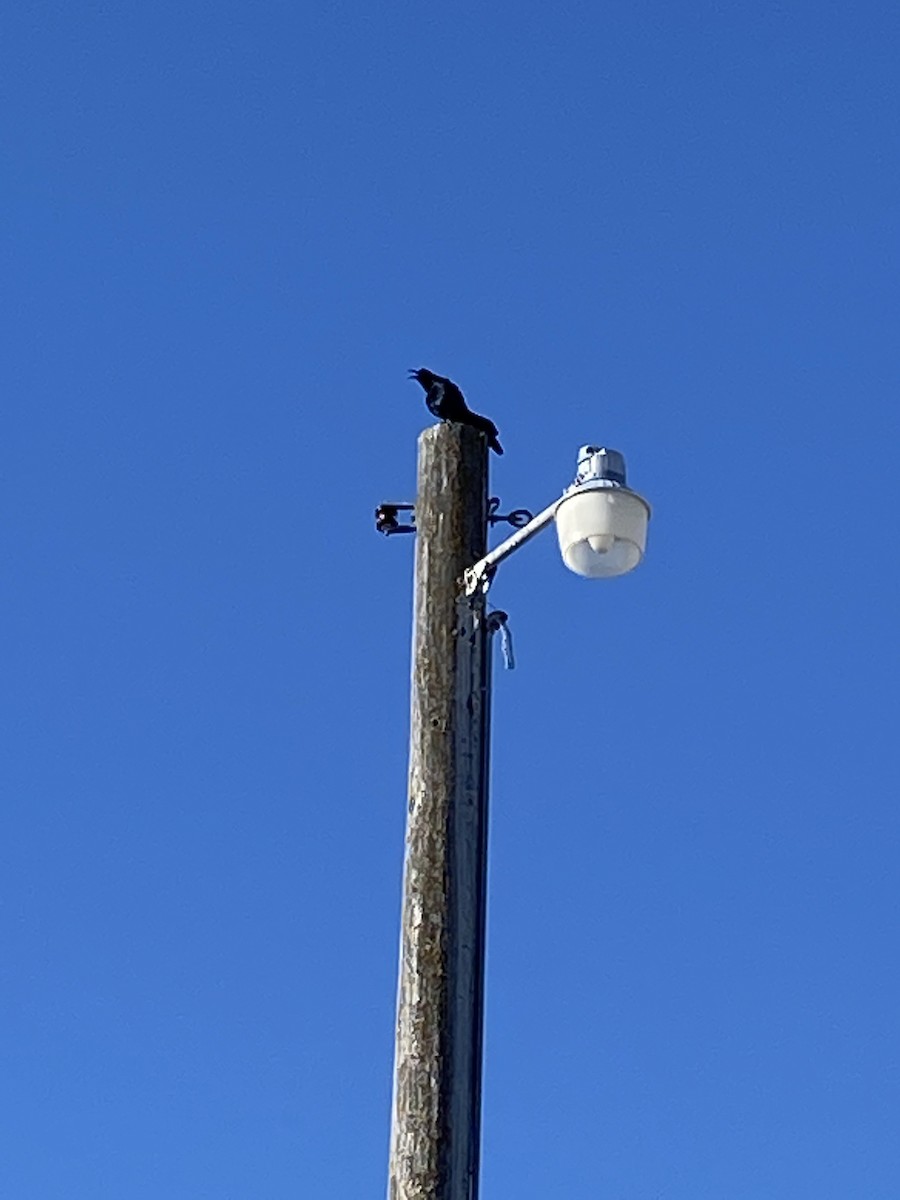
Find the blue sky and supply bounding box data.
[2,1,899,1196]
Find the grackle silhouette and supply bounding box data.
[408,368,503,455]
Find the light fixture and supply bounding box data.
[555,446,650,579]
[464,444,650,595]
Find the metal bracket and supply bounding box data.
[375,503,416,536]
[464,498,560,596]
[464,561,495,597]
[487,609,515,669]
[377,497,534,539]
[488,497,534,529]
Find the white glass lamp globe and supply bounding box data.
[555,478,650,579]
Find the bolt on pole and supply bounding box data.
[388,423,493,1200]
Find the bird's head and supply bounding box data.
[408,368,436,388]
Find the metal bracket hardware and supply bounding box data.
[375,503,416,536]
[488,498,534,529]
[377,498,533,539]
[487,610,515,670]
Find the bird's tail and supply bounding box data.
[470,412,504,455]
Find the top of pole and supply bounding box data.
[416,422,491,573]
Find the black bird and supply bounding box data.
[408,368,504,455]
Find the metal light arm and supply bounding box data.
[464,499,560,596]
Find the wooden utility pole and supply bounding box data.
[388,423,493,1200]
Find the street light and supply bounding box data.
[557,445,650,577]
[384,426,649,1200]
[464,444,650,595]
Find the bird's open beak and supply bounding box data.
[407,368,418,377]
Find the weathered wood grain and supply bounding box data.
[388,422,491,1200]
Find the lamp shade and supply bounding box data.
[555,483,649,578]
